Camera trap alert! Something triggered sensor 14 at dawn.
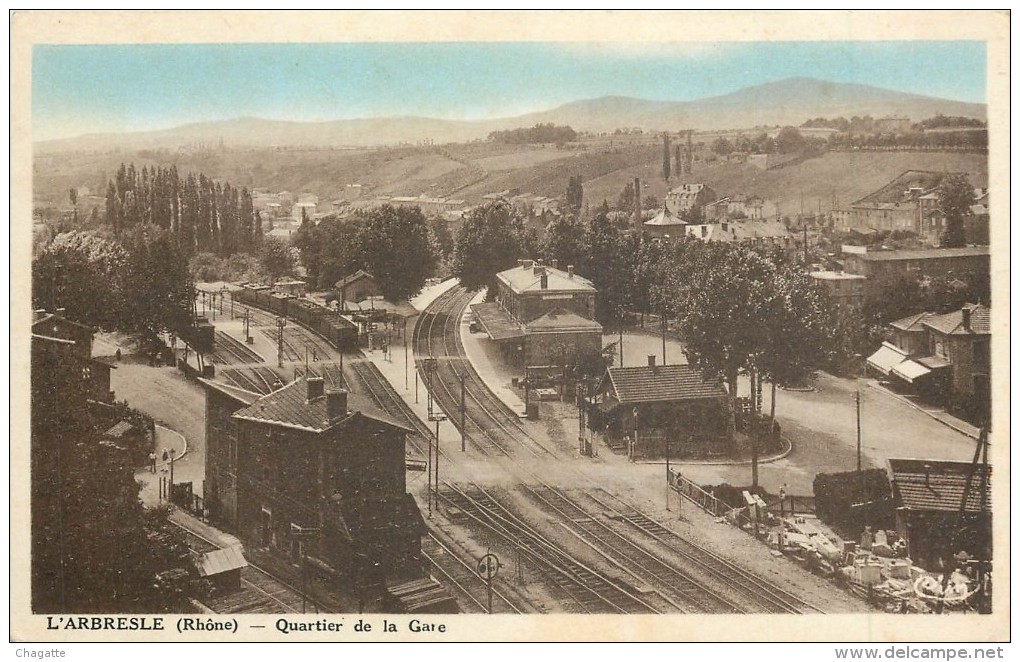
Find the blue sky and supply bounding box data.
[32,41,986,141]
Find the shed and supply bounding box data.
[194,546,248,593]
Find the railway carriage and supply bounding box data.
[233,285,359,350]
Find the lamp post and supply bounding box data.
[221,285,228,318]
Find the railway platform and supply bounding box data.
[459,290,528,416]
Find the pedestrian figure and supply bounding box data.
[115,348,122,362]
[149,451,156,474]
[312,349,318,362]
[162,448,169,464]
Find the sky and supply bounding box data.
[32,41,986,141]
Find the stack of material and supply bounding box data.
[385,577,460,614]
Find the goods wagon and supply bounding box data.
[233,286,359,351]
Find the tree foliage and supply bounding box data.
[662,133,672,181]
[938,173,974,248]
[257,236,296,282]
[540,213,587,270]
[565,175,583,213]
[452,201,525,293]
[31,340,205,612]
[488,123,577,144]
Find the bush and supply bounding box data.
[813,469,894,536]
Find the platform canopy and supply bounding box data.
[470,302,525,341]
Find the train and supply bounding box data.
[233,285,360,351]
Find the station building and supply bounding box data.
[470,260,603,370]
[202,375,425,589]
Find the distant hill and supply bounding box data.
[36,77,986,153]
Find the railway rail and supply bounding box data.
[421,533,523,614]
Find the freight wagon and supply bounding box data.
[233,286,359,351]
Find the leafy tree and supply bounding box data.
[581,206,633,324]
[711,137,734,156]
[662,134,672,181]
[31,340,205,612]
[32,231,129,331]
[257,236,296,282]
[354,205,436,300]
[427,215,454,260]
[775,126,806,154]
[540,213,587,269]
[938,174,974,248]
[565,175,583,213]
[122,226,196,342]
[189,252,226,282]
[452,201,525,293]
[616,182,636,212]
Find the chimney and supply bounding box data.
[326,388,348,420]
[701,225,708,238]
[534,265,545,276]
[551,258,559,269]
[647,355,657,368]
[962,306,972,332]
[523,259,533,269]
[55,307,66,317]
[721,222,728,232]
[517,259,525,268]
[540,273,549,289]
[306,376,325,401]
[567,265,574,278]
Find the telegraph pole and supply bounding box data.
[661,314,667,365]
[856,390,862,471]
[665,438,671,511]
[460,374,466,452]
[277,316,287,368]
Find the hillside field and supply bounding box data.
[35,139,988,223]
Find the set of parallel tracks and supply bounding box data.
[210,331,277,394]
[411,285,824,615]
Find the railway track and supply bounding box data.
[421,533,523,614]
[440,483,663,614]
[413,285,825,615]
[586,489,824,614]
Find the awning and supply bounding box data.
[470,303,525,341]
[892,359,932,383]
[867,343,910,376]
[917,355,952,371]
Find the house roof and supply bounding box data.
[496,263,596,293]
[525,308,603,333]
[888,458,991,514]
[922,304,991,336]
[605,365,727,404]
[644,207,686,227]
[851,170,956,207]
[854,246,989,262]
[32,312,95,335]
[335,269,376,289]
[232,377,412,433]
[890,312,936,332]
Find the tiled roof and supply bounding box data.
[497,264,596,293]
[922,304,990,336]
[607,365,727,404]
[856,246,989,261]
[890,312,935,332]
[888,458,991,513]
[526,308,603,333]
[233,378,411,433]
[335,269,376,289]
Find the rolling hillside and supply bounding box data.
[35,77,986,153]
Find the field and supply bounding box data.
[35,135,988,221]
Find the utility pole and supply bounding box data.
[427,428,433,517]
[661,313,667,365]
[665,438,671,511]
[618,325,624,367]
[434,417,442,511]
[404,318,409,391]
[856,390,862,471]
[460,374,466,452]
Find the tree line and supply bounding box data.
[488,123,578,144]
[104,163,262,257]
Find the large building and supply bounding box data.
[202,376,425,589]
[809,271,867,314]
[471,260,602,369]
[665,183,717,216]
[841,245,990,295]
[840,170,956,233]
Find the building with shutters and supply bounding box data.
[202,375,425,588]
